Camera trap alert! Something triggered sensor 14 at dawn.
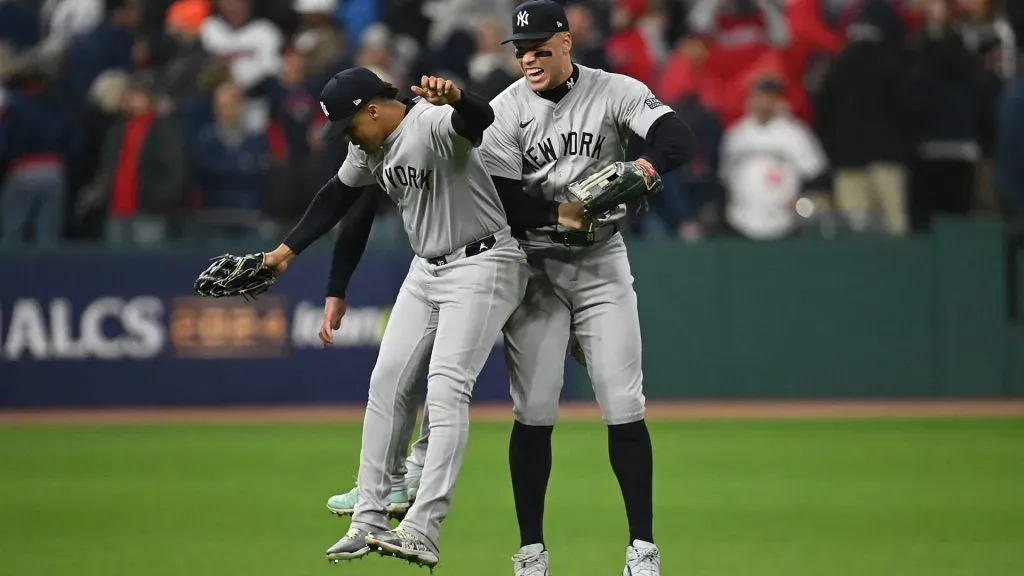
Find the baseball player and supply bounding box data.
[485,5,694,574]
[261,66,540,569]
[324,3,693,574]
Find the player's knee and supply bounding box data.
[426,367,474,405]
[597,390,646,426]
[607,418,649,441]
[512,399,559,426]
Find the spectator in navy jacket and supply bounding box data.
[0,72,78,246]
[63,0,142,114]
[904,0,986,232]
[0,0,42,53]
[193,81,269,212]
[994,3,1024,218]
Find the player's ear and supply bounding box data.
[365,103,379,120]
[562,32,572,54]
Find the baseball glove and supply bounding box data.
[566,160,663,219]
[193,253,277,302]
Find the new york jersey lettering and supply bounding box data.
[383,165,433,191]
[522,130,605,172]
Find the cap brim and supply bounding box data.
[320,115,354,141]
[501,32,555,45]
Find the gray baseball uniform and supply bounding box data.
[480,64,673,426]
[344,98,529,551]
[396,66,673,478]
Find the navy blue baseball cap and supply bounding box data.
[502,0,569,44]
[319,67,388,140]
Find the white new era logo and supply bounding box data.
[353,98,362,106]
[517,10,529,26]
[557,21,563,27]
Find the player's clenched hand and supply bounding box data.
[557,202,588,231]
[319,297,347,348]
[262,244,296,276]
[412,76,462,106]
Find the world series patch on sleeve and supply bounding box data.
[566,160,663,219]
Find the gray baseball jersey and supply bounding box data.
[345,68,674,511]
[338,97,509,258]
[343,97,529,552]
[479,65,672,426]
[482,65,673,233]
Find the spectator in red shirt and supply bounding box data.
[76,72,185,246]
[688,0,793,126]
[658,35,725,115]
[605,0,657,85]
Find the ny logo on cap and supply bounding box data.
[320,101,329,116]
[517,10,529,27]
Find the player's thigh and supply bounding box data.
[369,276,438,398]
[429,250,528,395]
[503,255,572,426]
[571,236,645,425]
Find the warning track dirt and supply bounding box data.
[1,400,1023,426]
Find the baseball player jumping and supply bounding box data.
[323,2,693,574]
[256,66,556,569]
[483,4,693,575]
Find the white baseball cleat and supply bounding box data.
[366,527,439,567]
[624,540,660,576]
[513,543,549,576]
[325,527,371,563]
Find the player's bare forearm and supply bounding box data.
[263,244,296,269]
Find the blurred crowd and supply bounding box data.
[1,0,1023,247]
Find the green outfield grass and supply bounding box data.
[2,418,1023,576]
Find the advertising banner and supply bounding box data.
[0,250,552,407]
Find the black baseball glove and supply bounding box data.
[193,253,277,302]
[566,160,663,219]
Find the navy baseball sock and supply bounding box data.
[509,421,554,548]
[608,419,654,545]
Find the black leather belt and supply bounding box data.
[548,225,618,246]
[427,234,497,266]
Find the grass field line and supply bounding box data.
[1,400,1023,426]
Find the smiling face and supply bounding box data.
[514,32,573,91]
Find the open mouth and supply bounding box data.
[525,67,545,81]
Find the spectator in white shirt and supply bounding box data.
[719,76,829,240]
[200,0,283,131]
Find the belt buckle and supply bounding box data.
[585,229,596,242]
[429,256,447,266]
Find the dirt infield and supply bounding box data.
[1,400,1023,426]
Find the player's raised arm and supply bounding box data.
[412,75,496,148]
[413,76,496,154]
[610,75,695,176]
